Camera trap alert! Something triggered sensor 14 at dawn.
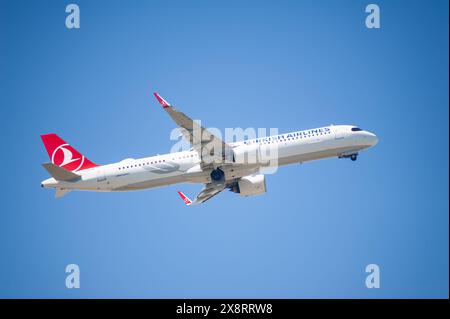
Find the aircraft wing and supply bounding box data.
[153,92,232,167]
[177,183,226,205]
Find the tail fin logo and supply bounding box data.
[52,144,85,171]
[52,144,83,167]
[41,133,99,172]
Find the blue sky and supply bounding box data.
[0,0,448,298]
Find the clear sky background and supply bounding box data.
[0,0,448,298]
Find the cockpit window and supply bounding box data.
[351,127,362,132]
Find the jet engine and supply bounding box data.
[233,174,267,197]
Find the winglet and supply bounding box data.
[153,92,171,108]
[177,191,192,205]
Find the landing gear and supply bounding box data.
[210,168,225,182]
[339,153,359,161]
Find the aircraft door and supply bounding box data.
[96,168,109,190]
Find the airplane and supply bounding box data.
[40,92,378,204]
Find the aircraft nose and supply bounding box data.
[366,132,378,146]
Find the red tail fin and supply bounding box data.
[40,133,99,172]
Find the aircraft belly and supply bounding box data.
[110,167,208,191]
[112,174,188,191]
[277,145,361,165]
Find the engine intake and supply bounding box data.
[210,168,225,182]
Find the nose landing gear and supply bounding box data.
[339,153,358,161]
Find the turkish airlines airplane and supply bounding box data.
[41,93,378,204]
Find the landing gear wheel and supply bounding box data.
[350,154,358,161]
[210,168,225,182]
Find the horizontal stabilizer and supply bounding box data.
[55,188,71,198]
[42,163,80,181]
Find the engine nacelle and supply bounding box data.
[237,174,267,197]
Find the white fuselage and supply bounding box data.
[41,125,378,192]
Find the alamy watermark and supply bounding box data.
[365,4,380,29]
[65,4,80,29]
[365,264,380,288]
[168,122,280,174]
[65,264,80,289]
